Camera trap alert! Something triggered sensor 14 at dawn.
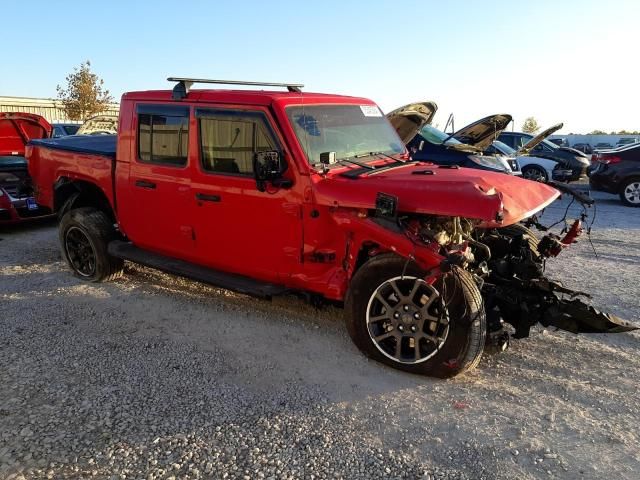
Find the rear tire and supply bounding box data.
[619,178,640,207]
[522,165,549,183]
[59,207,123,282]
[345,254,486,378]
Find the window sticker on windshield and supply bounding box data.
[360,105,382,117]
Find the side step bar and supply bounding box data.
[107,240,287,299]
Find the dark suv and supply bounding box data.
[499,131,590,181]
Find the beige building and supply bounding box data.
[0,96,119,123]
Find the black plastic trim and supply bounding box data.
[107,241,287,298]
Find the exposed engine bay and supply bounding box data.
[396,183,637,350]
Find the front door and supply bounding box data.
[120,104,195,259]
[190,107,303,284]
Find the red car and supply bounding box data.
[0,112,53,223]
[27,79,635,377]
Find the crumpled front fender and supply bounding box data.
[330,209,445,277]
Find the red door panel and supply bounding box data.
[118,104,196,259]
[190,107,303,283]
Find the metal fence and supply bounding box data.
[0,96,119,123]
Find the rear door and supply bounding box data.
[190,106,303,283]
[120,104,195,259]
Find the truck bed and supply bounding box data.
[29,135,117,159]
[27,134,117,213]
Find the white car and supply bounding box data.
[485,124,573,182]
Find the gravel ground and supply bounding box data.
[1,191,639,480]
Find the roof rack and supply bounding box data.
[167,77,304,100]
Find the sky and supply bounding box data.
[1,0,638,134]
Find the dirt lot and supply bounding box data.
[1,191,639,480]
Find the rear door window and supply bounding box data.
[137,105,189,166]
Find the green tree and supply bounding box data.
[56,61,113,121]
[588,130,606,135]
[521,117,539,134]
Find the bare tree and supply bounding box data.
[521,117,540,134]
[56,61,113,121]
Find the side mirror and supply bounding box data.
[253,151,289,191]
[319,151,337,166]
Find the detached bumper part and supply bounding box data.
[542,299,639,334]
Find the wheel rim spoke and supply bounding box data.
[414,342,422,361]
[394,335,403,358]
[408,280,421,302]
[374,292,393,312]
[369,313,390,323]
[419,332,442,345]
[374,331,395,342]
[388,280,405,303]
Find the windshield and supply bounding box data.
[492,140,516,155]
[419,125,462,145]
[286,105,404,165]
[541,139,559,150]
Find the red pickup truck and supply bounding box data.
[27,78,635,377]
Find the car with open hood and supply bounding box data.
[486,124,575,182]
[0,112,53,223]
[26,78,636,378]
[499,127,590,181]
[387,103,519,175]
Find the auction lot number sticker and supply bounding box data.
[360,105,382,117]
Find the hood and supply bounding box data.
[517,123,563,154]
[315,163,559,228]
[558,146,589,159]
[386,102,437,144]
[0,113,52,156]
[450,114,513,151]
[77,115,118,135]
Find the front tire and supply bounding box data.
[345,254,486,378]
[59,207,123,282]
[522,165,549,183]
[620,178,640,207]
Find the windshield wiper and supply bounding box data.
[335,157,376,169]
[354,151,407,163]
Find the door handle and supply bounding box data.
[195,192,221,202]
[135,180,156,189]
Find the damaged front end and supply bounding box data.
[395,185,637,349]
[477,222,637,342]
